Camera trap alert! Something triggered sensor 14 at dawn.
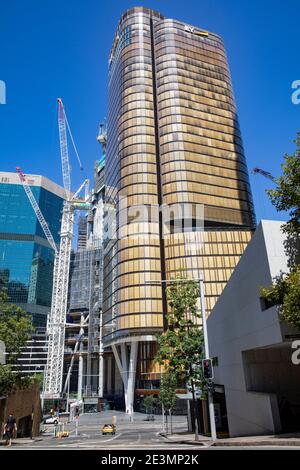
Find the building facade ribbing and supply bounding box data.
[102,7,256,411]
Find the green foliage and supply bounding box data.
[158,371,177,412]
[155,278,207,394]
[0,365,16,396]
[0,289,34,396]
[0,289,33,364]
[142,395,158,414]
[266,132,300,238]
[261,266,300,329]
[261,132,300,330]
[0,365,33,396]
[33,372,44,391]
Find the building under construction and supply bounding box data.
[62,144,106,410]
[9,97,109,410]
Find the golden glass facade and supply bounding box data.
[103,7,256,375]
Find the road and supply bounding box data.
[8,411,205,450]
[4,411,300,450]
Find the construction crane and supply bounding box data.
[63,314,89,396]
[42,98,90,399]
[16,167,58,254]
[97,123,107,152]
[16,166,89,400]
[252,167,276,183]
[17,99,90,402]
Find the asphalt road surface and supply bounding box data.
[6,411,205,450]
[4,412,299,450]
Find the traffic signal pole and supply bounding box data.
[199,278,217,441]
[146,276,217,441]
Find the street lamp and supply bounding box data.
[145,276,217,441]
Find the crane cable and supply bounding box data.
[64,111,84,172]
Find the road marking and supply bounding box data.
[129,432,141,445]
[101,432,122,442]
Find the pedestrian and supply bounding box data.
[3,414,17,447]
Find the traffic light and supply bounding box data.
[202,358,213,380]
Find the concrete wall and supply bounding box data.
[243,347,300,407]
[207,220,296,436]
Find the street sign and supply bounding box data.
[176,393,193,400]
[84,398,98,404]
[176,391,202,400]
[42,393,61,399]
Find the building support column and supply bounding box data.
[77,354,83,400]
[112,341,138,419]
[77,313,85,400]
[98,310,104,397]
[107,356,112,394]
[120,343,128,405]
[126,341,138,419]
[98,352,104,398]
[112,344,127,404]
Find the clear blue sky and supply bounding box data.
[0,0,299,224]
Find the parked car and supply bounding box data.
[43,415,59,425]
[101,424,116,435]
[43,412,70,425]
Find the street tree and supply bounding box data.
[142,395,158,417]
[155,278,207,438]
[158,371,177,434]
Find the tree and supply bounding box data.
[0,365,16,396]
[142,395,158,416]
[158,371,177,434]
[0,364,32,396]
[0,289,33,396]
[261,266,300,329]
[155,278,207,438]
[0,289,33,364]
[261,132,300,329]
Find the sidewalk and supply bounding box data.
[161,432,300,447]
[0,437,44,447]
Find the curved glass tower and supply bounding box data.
[102,7,256,411]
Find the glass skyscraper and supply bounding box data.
[0,172,65,326]
[102,7,256,410]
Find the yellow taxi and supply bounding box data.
[101,424,116,435]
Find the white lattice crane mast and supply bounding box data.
[15,166,62,397]
[42,98,76,398]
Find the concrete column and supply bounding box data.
[112,344,127,403]
[125,341,138,418]
[77,354,83,400]
[98,310,104,397]
[77,313,85,400]
[120,344,128,405]
[107,356,112,394]
[111,341,138,419]
[98,352,104,397]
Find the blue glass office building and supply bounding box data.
[0,172,65,326]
